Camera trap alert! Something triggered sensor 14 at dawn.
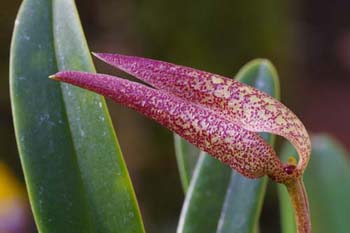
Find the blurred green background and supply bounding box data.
[1,0,349,232]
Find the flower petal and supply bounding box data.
[51,71,286,180]
[93,53,311,174]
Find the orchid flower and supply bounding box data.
[50,53,311,233]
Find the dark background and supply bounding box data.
[1,0,349,232]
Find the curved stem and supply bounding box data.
[285,178,311,233]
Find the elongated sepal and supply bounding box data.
[51,71,284,179]
[93,53,311,178]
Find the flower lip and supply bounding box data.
[284,165,297,175]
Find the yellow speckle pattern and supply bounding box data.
[211,76,224,84]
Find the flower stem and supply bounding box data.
[286,178,311,233]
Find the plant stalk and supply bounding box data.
[286,178,311,233]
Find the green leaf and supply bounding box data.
[177,59,280,233]
[10,1,144,233]
[235,59,280,102]
[278,134,350,233]
[174,134,200,193]
[217,59,280,233]
[177,152,231,233]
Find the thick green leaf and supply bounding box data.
[278,134,350,233]
[177,59,280,233]
[216,174,268,233]
[217,59,280,233]
[10,0,144,233]
[177,152,231,233]
[174,134,200,193]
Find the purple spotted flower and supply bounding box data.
[50,53,311,233]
